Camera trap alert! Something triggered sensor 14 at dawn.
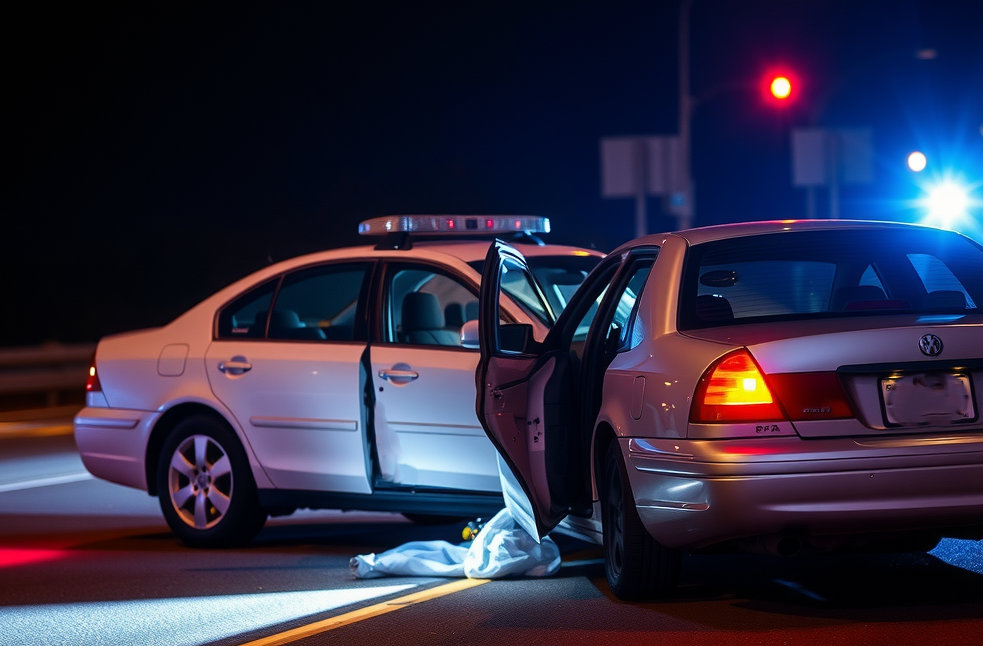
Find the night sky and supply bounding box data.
[7,1,982,347]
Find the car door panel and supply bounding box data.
[370,345,499,491]
[477,241,573,539]
[206,340,371,493]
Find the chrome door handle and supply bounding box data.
[378,369,419,383]
[218,357,252,375]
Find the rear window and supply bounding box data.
[679,228,983,329]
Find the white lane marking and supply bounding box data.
[0,473,93,493]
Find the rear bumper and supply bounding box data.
[623,435,983,549]
[74,407,159,491]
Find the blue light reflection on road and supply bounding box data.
[930,538,983,574]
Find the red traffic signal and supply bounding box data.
[770,76,792,99]
[762,69,798,106]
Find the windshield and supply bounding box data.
[679,228,983,330]
[470,254,601,324]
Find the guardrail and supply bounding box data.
[0,343,96,409]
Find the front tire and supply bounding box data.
[156,415,267,547]
[601,438,680,600]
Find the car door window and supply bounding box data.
[605,262,653,353]
[385,264,478,347]
[216,278,278,339]
[269,263,369,341]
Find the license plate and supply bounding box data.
[880,372,976,426]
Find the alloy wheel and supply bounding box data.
[167,434,234,530]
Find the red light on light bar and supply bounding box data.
[446,219,455,229]
[486,219,494,229]
[514,219,522,229]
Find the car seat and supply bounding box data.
[402,293,460,345]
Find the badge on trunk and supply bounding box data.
[918,334,943,357]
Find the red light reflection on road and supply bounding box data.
[0,548,65,568]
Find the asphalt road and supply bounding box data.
[1,420,981,646]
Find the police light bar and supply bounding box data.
[358,215,550,236]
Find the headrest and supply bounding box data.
[402,292,445,331]
[444,303,466,328]
[269,309,303,330]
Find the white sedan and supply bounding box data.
[74,216,602,546]
[476,219,983,600]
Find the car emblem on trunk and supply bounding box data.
[918,334,943,357]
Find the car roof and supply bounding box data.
[614,219,957,253]
[265,238,602,270]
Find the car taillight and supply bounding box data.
[690,350,785,423]
[85,364,102,393]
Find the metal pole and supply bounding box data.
[634,139,647,237]
[828,133,839,219]
[677,0,694,230]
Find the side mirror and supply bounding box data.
[500,323,533,353]
[460,320,480,349]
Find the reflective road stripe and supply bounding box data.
[238,578,490,646]
[0,473,93,493]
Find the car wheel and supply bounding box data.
[601,438,680,600]
[156,415,267,548]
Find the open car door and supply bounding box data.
[476,240,579,541]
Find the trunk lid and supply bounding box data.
[686,315,983,437]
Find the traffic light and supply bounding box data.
[762,69,798,106]
[770,76,792,100]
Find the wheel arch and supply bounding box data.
[145,403,235,496]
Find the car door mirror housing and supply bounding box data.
[461,320,480,349]
[500,323,533,353]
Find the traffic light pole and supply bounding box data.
[675,0,695,231]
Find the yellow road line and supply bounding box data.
[238,578,490,646]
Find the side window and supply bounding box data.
[216,279,278,339]
[269,263,368,341]
[386,264,477,347]
[502,259,554,325]
[858,264,886,291]
[606,261,653,352]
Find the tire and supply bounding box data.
[156,415,267,548]
[601,438,680,600]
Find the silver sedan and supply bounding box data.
[475,219,983,600]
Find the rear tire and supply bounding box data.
[156,415,267,547]
[601,438,680,600]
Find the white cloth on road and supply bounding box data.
[350,507,561,579]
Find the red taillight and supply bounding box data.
[691,349,856,424]
[85,364,102,393]
[691,350,785,423]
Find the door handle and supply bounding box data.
[378,369,419,383]
[218,356,252,375]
